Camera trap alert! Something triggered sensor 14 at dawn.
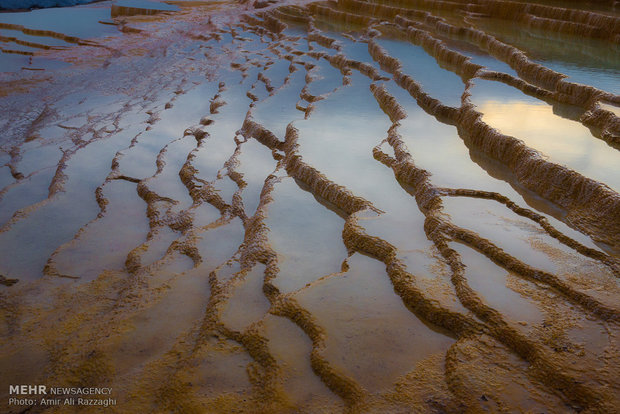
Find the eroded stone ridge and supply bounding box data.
[0,0,619,412]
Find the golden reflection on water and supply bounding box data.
[479,100,620,191]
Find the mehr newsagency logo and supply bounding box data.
[8,385,116,408]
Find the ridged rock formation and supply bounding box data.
[0,0,618,412]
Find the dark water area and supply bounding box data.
[0,0,100,10]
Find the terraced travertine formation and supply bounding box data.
[0,0,619,412]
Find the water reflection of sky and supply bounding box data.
[0,6,117,39]
[471,79,620,192]
[0,4,114,71]
[0,50,71,72]
[473,17,620,95]
[539,60,620,95]
[0,0,182,72]
[376,37,465,108]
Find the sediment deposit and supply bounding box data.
[0,0,619,412]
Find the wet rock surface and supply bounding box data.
[0,0,619,412]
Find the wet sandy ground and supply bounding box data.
[0,0,619,412]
